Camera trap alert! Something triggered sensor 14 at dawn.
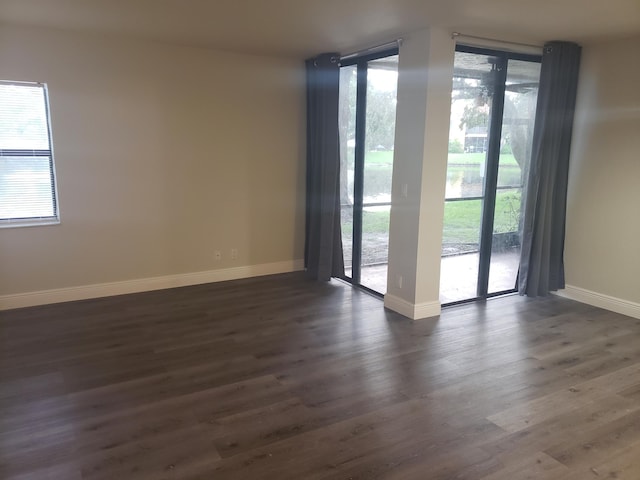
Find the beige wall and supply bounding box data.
[565,36,640,304]
[0,25,305,297]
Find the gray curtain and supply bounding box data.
[304,53,345,281]
[519,41,582,296]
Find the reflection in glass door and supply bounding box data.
[440,46,541,304]
[338,51,399,295]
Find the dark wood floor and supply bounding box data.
[1,273,640,479]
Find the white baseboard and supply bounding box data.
[556,285,640,320]
[384,294,441,320]
[0,260,305,311]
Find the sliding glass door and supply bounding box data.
[440,46,541,304]
[338,50,399,295]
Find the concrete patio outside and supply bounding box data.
[346,248,520,306]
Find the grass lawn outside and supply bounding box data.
[342,149,523,261]
[448,152,519,166]
[363,150,519,167]
[364,150,394,165]
[361,151,522,199]
[442,190,521,244]
[344,189,521,242]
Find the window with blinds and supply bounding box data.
[0,80,59,227]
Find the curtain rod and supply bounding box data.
[340,38,403,61]
[452,32,542,50]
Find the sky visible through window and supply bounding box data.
[0,84,50,149]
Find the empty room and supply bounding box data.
[1,0,639,479]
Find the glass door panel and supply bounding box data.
[441,47,541,304]
[440,51,496,304]
[488,59,541,294]
[339,51,398,295]
[360,55,398,293]
[338,64,357,278]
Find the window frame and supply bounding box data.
[0,80,60,228]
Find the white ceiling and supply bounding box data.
[0,0,639,58]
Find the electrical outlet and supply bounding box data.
[397,275,403,289]
[231,248,238,260]
[214,250,221,261]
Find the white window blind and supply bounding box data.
[0,80,59,227]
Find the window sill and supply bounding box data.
[0,218,61,229]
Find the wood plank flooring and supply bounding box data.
[1,272,640,479]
